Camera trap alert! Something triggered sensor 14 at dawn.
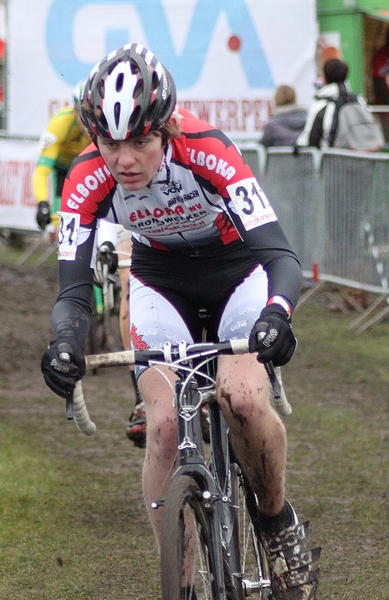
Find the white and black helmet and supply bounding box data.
[80,44,176,140]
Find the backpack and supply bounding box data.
[328,82,384,151]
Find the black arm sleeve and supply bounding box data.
[228,215,303,310]
[51,229,96,347]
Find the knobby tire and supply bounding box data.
[160,475,224,600]
[230,463,272,600]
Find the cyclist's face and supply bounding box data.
[97,133,165,190]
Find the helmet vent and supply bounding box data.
[114,102,121,128]
[151,71,159,91]
[116,72,124,93]
[129,105,141,127]
[97,79,105,100]
[130,59,140,75]
[96,108,109,135]
[133,79,144,99]
[147,100,158,122]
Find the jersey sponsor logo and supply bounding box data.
[230,319,249,332]
[160,180,182,195]
[227,177,277,231]
[131,324,148,350]
[188,149,236,181]
[167,190,200,207]
[65,165,111,209]
[129,203,205,224]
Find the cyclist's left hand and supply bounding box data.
[249,305,297,366]
[41,330,86,398]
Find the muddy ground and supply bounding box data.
[1,255,389,599]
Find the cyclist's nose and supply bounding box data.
[117,144,137,167]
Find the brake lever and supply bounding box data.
[255,330,281,398]
[58,345,74,420]
[65,392,74,420]
[263,362,281,399]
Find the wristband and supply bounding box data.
[266,295,292,316]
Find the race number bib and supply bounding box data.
[57,212,81,260]
[227,178,277,231]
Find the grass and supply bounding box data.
[1,247,389,599]
[0,232,58,269]
[0,419,159,600]
[284,301,389,599]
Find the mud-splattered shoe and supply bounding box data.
[126,401,146,448]
[260,503,321,600]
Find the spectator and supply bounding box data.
[33,82,90,231]
[297,59,350,148]
[371,29,389,105]
[296,59,384,151]
[261,85,307,147]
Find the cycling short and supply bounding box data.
[130,239,268,358]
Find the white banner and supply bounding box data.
[8,0,318,139]
[0,138,40,230]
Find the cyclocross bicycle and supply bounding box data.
[62,339,291,600]
[88,246,132,356]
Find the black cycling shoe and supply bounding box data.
[257,501,321,600]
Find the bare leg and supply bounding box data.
[138,365,179,547]
[216,354,286,517]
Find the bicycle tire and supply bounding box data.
[160,474,225,600]
[86,285,122,356]
[229,463,272,600]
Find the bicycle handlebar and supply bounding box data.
[65,339,291,436]
[86,339,250,370]
[72,381,97,436]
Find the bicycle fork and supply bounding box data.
[176,377,230,600]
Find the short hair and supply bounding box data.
[323,59,348,84]
[274,85,296,107]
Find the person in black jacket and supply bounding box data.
[297,59,349,148]
[297,59,384,151]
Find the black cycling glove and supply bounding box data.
[36,201,51,230]
[249,305,297,367]
[41,330,86,398]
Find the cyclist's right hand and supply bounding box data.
[36,201,51,230]
[41,330,86,398]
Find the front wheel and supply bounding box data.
[160,475,225,600]
[230,463,272,600]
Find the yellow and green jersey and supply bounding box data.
[32,105,90,206]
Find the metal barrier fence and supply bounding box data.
[239,144,389,297]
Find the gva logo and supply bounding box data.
[46,0,273,89]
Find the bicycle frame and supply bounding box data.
[156,355,271,599]
[65,340,285,599]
